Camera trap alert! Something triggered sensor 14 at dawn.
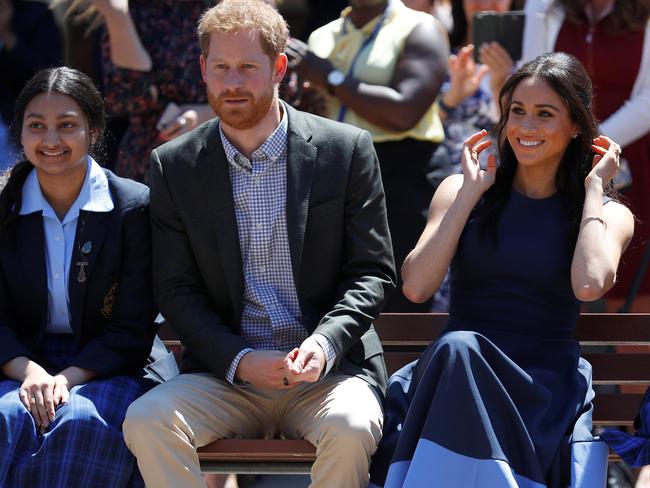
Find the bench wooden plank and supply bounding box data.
[374,313,650,346]
[198,440,316,461]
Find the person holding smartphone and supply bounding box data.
[61,0,217,182]
[425,0,524,311]
[369,52,633,488]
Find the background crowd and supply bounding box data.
[1,0,648,314]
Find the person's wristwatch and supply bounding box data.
[326,69,346,95]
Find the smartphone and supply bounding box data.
[472,11,525,63]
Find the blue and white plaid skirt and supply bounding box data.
[0,334,146,487]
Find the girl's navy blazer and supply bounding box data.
[0,168,175,382]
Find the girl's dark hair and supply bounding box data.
[481,52,602,245]
[1,67,106,227]
[449,0,526,49]
[557,0,649,35]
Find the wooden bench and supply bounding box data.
[159,312,650,474]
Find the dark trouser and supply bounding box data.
[374,138,439,312]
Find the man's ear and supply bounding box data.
[200,54,208,83]
[273,53,288,83]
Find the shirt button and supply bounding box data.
[58,309,64,314]
[54,273,60,280]
[256,223,263,230]
[259,266,266,273]
[54,235,61,242]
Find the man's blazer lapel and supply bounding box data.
[285,106,317,288]
[196,125,244,317]
[68,210,111,337]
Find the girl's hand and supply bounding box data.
[19,365,58,433]
[589,135,621,189]
[460,130,497,200]
[52,374,71,407]
[445,45,489,107]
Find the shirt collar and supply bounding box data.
[219,104,288,171]
[19,156,114,222]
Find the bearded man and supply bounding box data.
[121,1,396,487]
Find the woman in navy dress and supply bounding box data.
[0,67,175,487]
[370,52,634,487]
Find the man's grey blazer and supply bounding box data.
[149,103,396,393]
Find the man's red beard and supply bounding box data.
[208,87,275,130]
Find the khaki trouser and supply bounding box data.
[123,373,384,488]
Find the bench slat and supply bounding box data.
[374,313,650,346]
[198,439,316,462]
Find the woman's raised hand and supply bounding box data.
[445,45,489,107]
[589,135,621,189]
[478,42,513,101]
[460,129,497,200]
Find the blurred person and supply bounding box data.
[521,0,650,310]
[428,0,524,311]
[122,2,395,488]
[0,66,176,487]
[56,0,216,182]
[286,0,449,312]
[369,52,633,488]
[0,0,61,164]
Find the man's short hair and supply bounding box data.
[198,0,289,59]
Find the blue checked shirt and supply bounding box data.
[220,110,336,384]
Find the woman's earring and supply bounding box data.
[571,133,578,139]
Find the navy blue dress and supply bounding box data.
[370,190,608,487]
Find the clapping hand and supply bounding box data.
[445,45,490,106]
[478,42,513,100]
[285,38,332,89]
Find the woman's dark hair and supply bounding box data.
[481,52,601,246]
[449,0,526,49]
[558,0,649,35]
[1,67,106,227]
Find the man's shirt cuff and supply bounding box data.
[312,334,337,376]
[226,348,255,386]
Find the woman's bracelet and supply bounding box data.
[581,216,607,231]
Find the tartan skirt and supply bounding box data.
[0,334,146,487]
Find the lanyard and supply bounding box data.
[337,2,392,122]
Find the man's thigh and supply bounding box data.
[280,375,384,446]
[129,372,275,447]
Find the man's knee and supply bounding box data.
[123,391,168,446]
[318,409,383,458]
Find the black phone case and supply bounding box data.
[472,11,525,63]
